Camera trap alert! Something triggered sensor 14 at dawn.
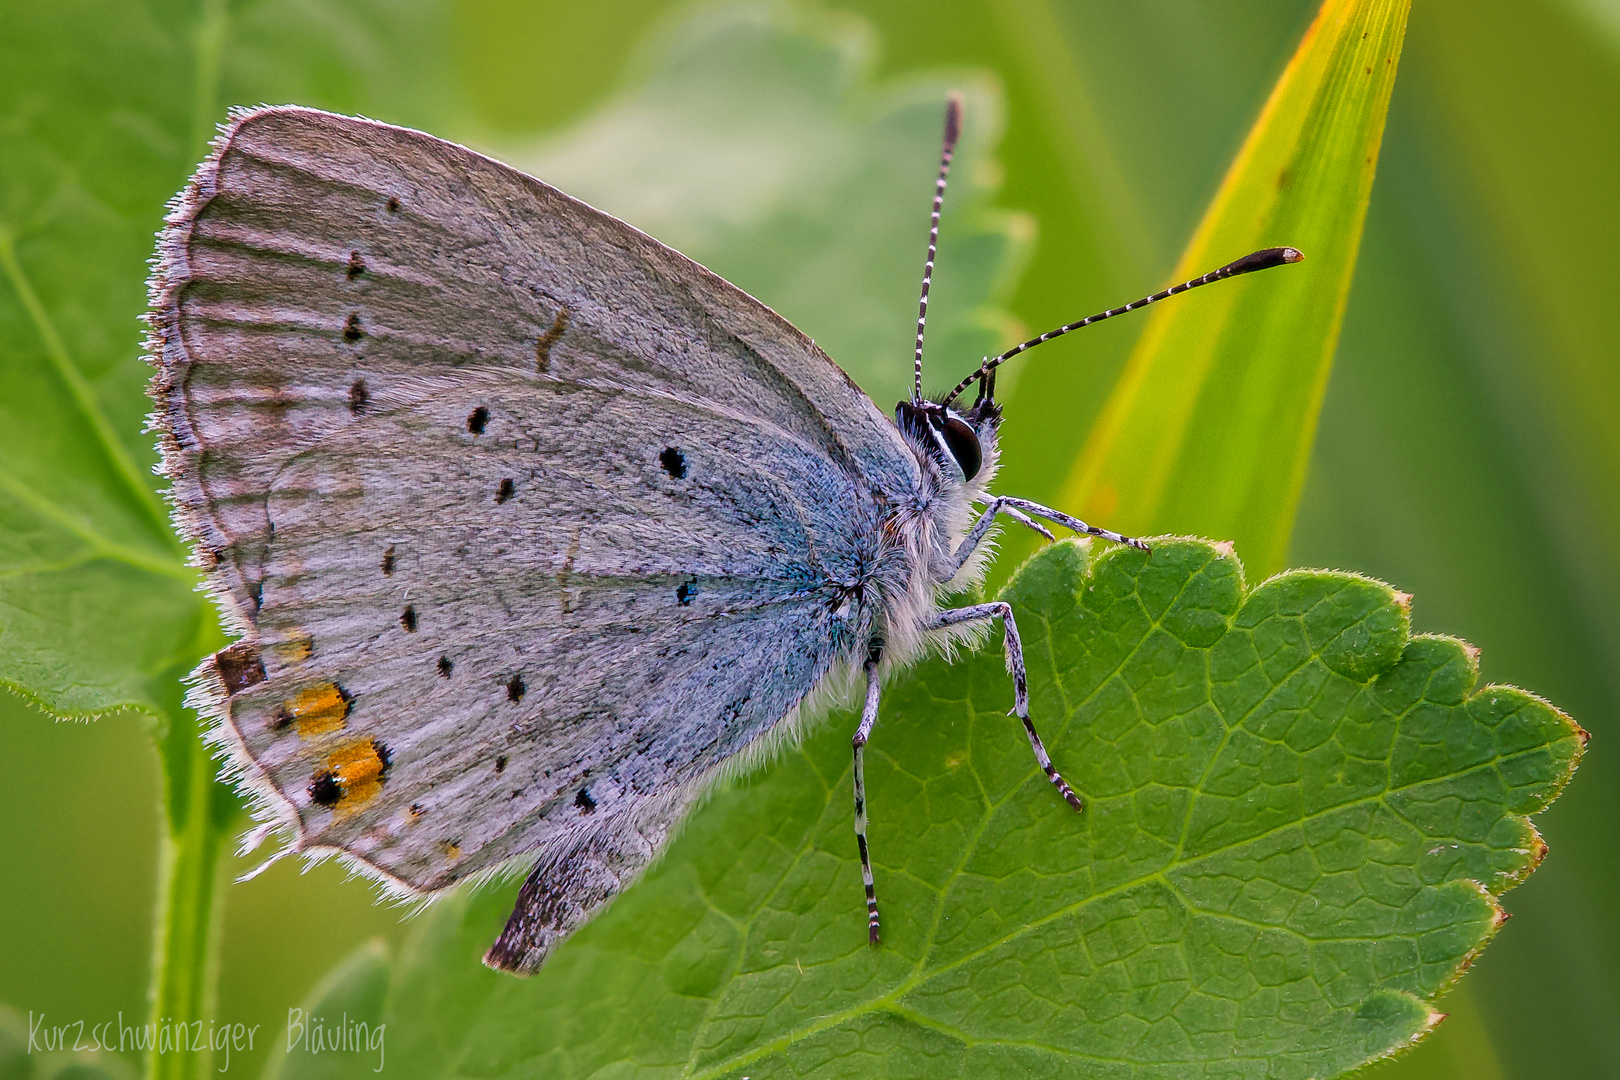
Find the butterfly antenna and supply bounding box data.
[912,95,963,404]
[943,246,1305,406]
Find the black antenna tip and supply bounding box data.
[1222,246,1306,276]
[943,94,963,152]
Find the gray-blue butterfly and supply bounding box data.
[147,97,1300,974]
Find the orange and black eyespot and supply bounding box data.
[309,769,343,807]
[307,737,392,812]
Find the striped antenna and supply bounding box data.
[941,246,1305,406]
[912,95,963,403]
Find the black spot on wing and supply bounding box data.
[309,770,342,807]
[467,407,489,434]
[659,447,687,479]
[676,577,698,606]
[400,605,417,632]
[574,788,596,813]
[496,478,514,504]
[381,545,395,576]
[347,250,367,280]
[507,675,525,702]
[437,655,453,678]
[343,313,365,343]
[348,378,369,416]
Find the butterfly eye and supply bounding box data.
[938,416,982,481]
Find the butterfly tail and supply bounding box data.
[483,822,657,975]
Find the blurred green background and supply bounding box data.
[2,0,1616,1077]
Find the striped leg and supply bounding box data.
[930,603,1084,812]
[952,495,1147,578]
[949,496,1055,576]
[991,496,1149,552]
[852,652,884,944]
[965,495,1146,553]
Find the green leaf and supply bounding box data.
[271,539,1583,1080]
[0,1,215,721]
[1061,0,1409,579]
[497,3,1029,411]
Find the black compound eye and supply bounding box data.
[938,415,982,481]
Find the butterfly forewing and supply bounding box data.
[153,106,916,631]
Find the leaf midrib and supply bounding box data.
[0,230,177,550]
[0,472,194,581]
[684,742,1533,1080]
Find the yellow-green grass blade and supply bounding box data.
[1061,0,1408,578]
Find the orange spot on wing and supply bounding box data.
[286,682,351,737]
[270,631,314,665]
[323,737,390,814]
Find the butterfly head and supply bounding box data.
[894,393,1001,487]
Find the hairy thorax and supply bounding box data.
[870,417,1003,671]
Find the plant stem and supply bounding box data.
[148,701,232,1080]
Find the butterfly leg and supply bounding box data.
[950,496,1055,575]
[930,603,1085,812]
[990,496,1150,552]
[852,647,885,945]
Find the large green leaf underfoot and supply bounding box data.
[273,538,1583,1080]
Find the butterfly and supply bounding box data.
[147,96,1300,974]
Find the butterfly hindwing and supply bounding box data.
[222,372,878,894]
